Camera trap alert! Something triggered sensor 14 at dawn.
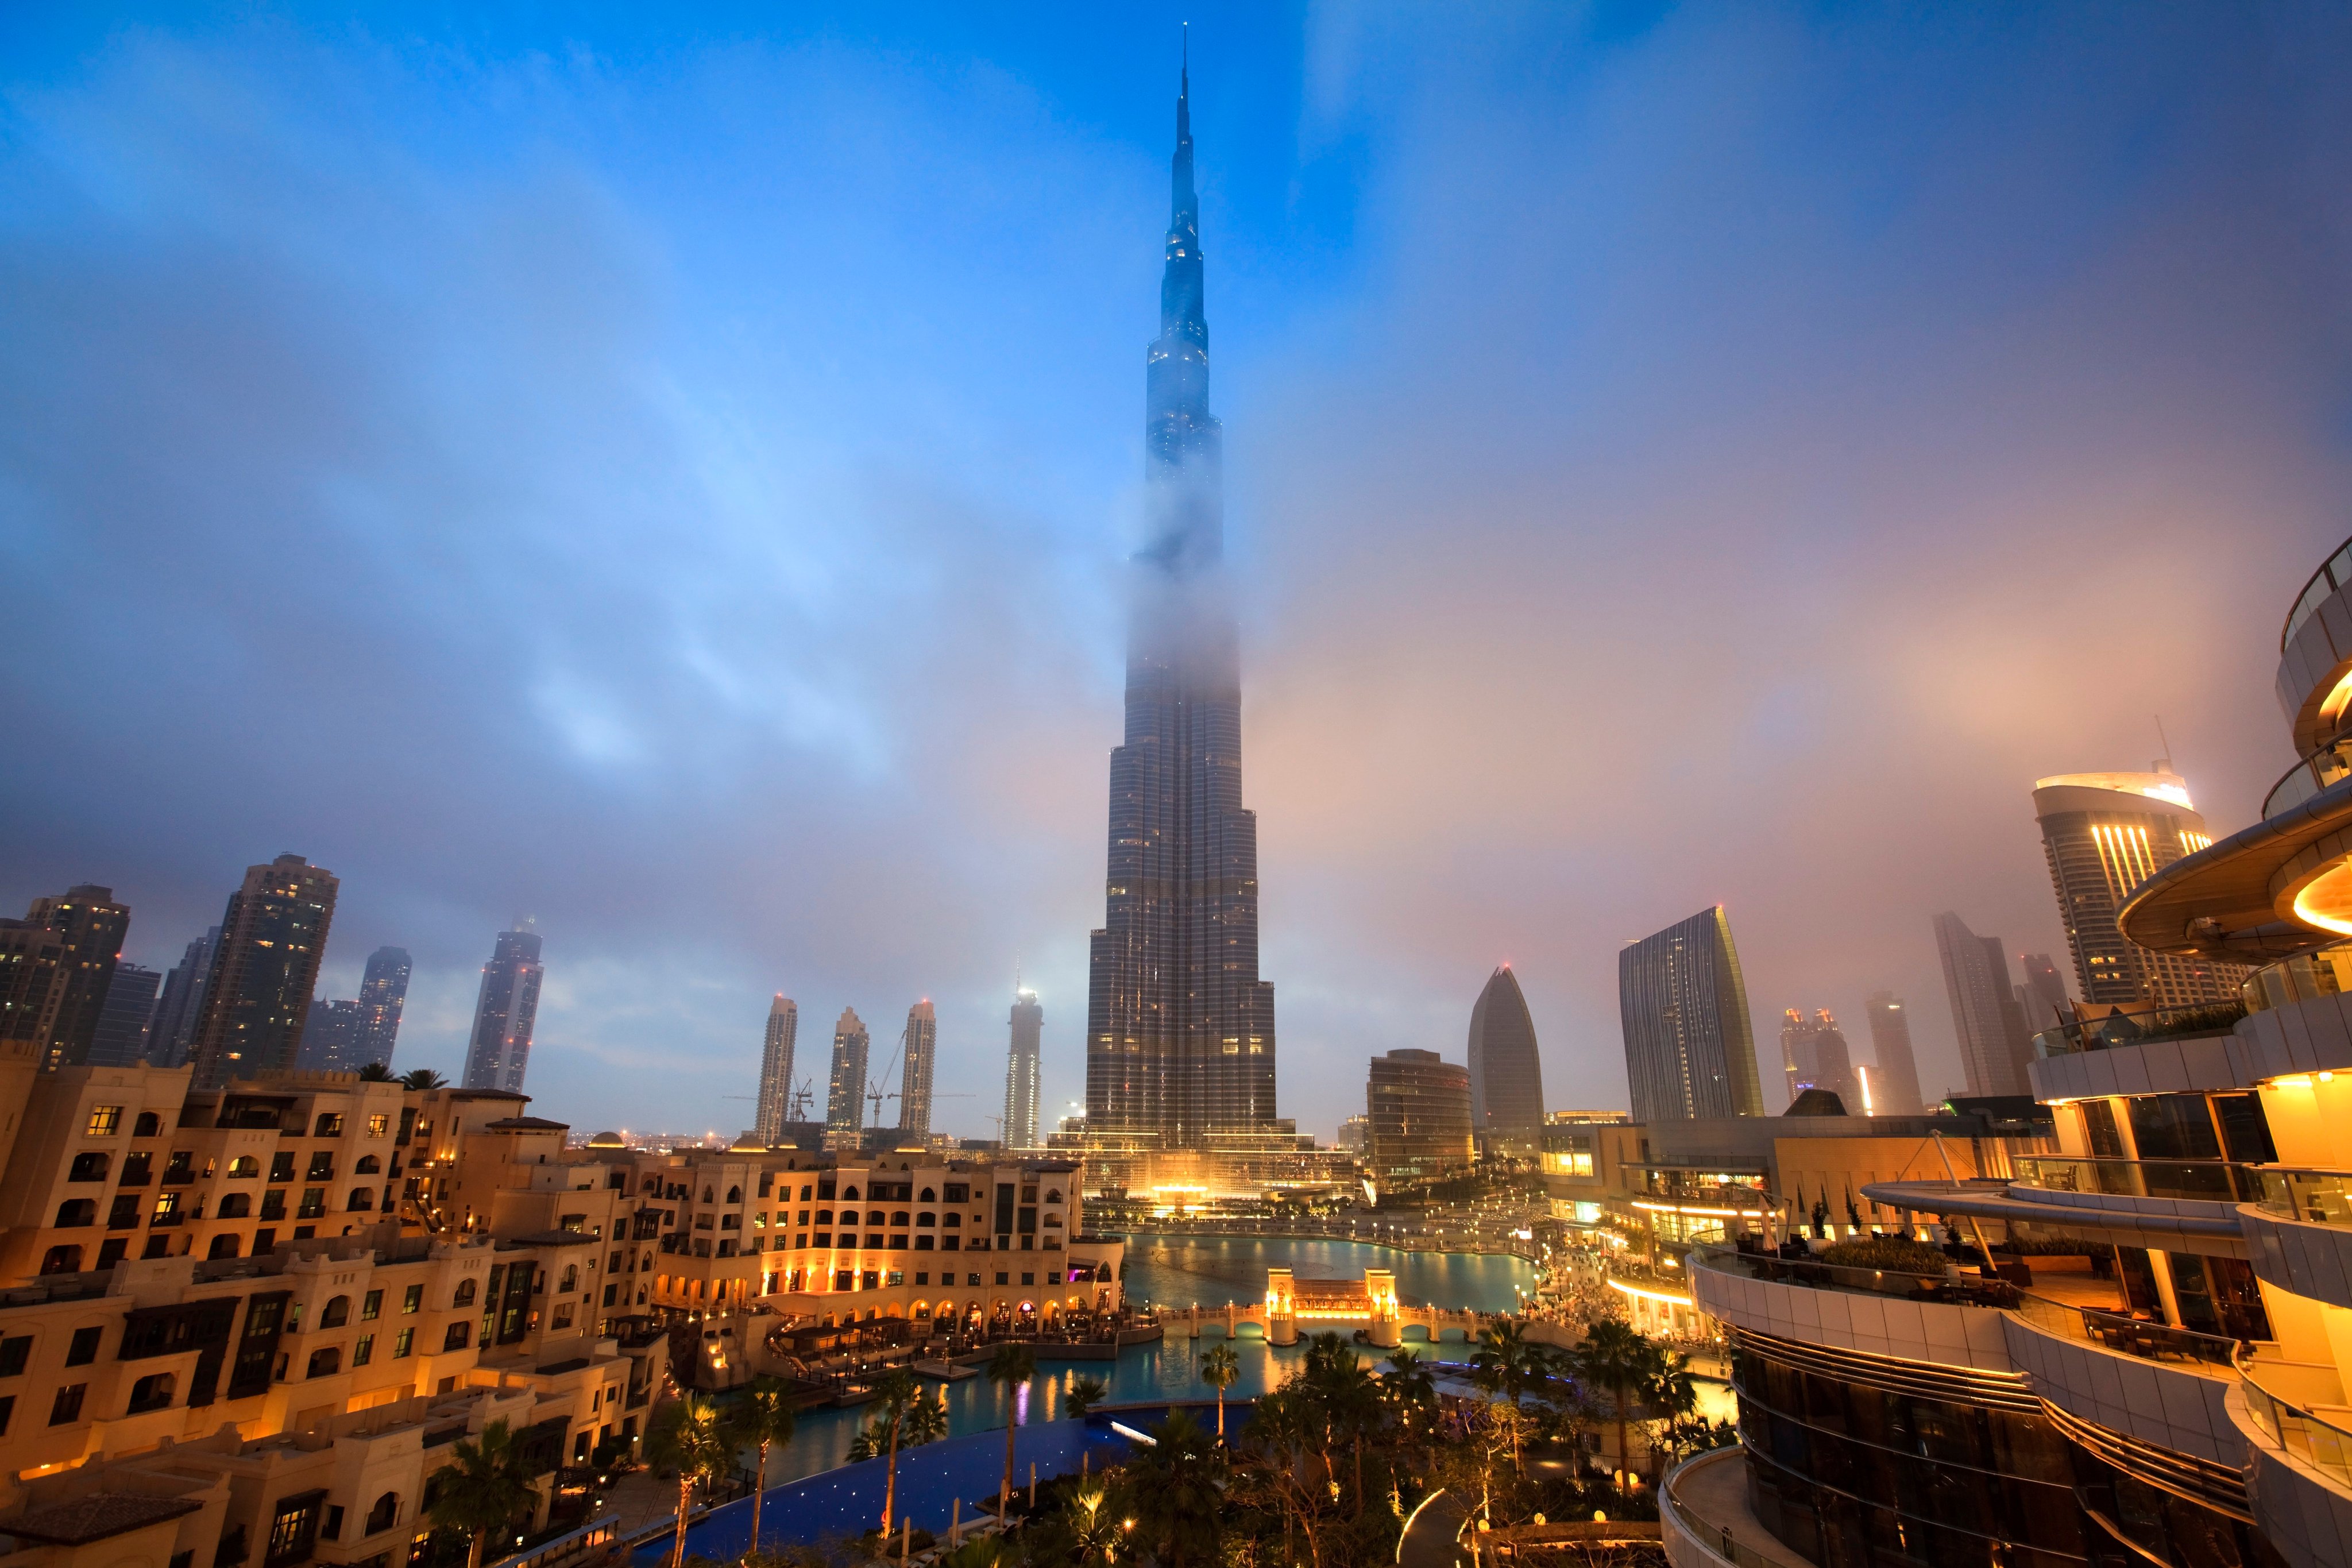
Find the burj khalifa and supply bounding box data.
[1082,50,1281,1149]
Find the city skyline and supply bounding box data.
[4,8,2347,1136]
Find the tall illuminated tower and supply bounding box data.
[825,1007,869,1138]
[1467,965,1545,1154]
[1861,990,1925,1115]
[461,921,543,1094]
[1004,988,1042,1150]
[755,996,798,1145]
[899,1000,937,1135]
[1617,906,1763,1122]
[1083,45,1279,1146]
[188,857,339,1090]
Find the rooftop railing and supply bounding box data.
[2032,1002,2247,1059]
[2243,941,2352,1016]
[2011,1154,2264,1204]
[2283,536,2352,653]
[1689,1242,2020,1308]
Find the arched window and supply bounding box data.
[320,1296,351,1328]
[227,1156,260,1177]
[560,1265,578,1293]
[54,1198,96,1227]
[207,1234,241,1260]
[40,1245,82,1275]
[217,1193,252,1219]
[452,1279,477,1308]
[1044,1190,1062,1204]
[892,1212,909,1227]
[642,1176,660,1194]
[355,1155,380,1175]
[68,1152,109,1182]
[725,1187,741,1204]
[365,1494,399,1535]
[917,1212,936,1227]
[346,1188,373,1211]
[641,1252,652,1270]
[443,1322,470,1351]
[919,1188,936,1203]
[702,1187,715,1203]
[132,1111,161,1137]
[306,1347,341,1378]
[128,1372,175,1412]
[842,1187,860,1200]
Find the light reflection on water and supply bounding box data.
[733,1233,1539,1485]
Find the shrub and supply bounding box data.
[1817,1237,1948,1273]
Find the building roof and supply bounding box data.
[499,1231,601,1249]
[450,1088,531,1101]
[3,1495,203,1545]
[484,1116,571,1131]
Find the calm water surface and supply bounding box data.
[734,1233,1535,1485]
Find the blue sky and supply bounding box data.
[5,3,2351,1139]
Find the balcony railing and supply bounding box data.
[2265,736,2352,821]
[1690,1242,2019,1308]
[2243,942,2352,1016]
[2283,535,2352,653]
[2032,1002,2247,1059]
[2238,1343,2352,1485]
[2011,1154,2264,1204]
[2010,1289,2246,1369]
[2255,1168,2352,1227]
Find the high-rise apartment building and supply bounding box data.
[298,996,363,1071]
[825,1007,870,1138]
[461,921,543,1094]
[1003,988,1042,1151]
[187,855,339,1090]
[1335,1113,1369,1153]
[2015,950,2069,1033]
[1778,1007,1857,1110]
[354,945,412,1069]
[1934,910,2032,1096]
[755,995,799,1145]
[1618,906,1764,1122]
[146,925,220,1067]
[1860,990,1925,1115]
[1366,1048,1474,1184]
[7,885,130,1071]
[899,1000,937,1135]
[2034,769,2248,1007]
[1467,964,1546,1154]
[1083,55,1280,1149]
[84,962,160,1067]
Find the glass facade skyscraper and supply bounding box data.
[15,885,130,1072]
[1467,964,1545,1153]
[1366,1048,1474,1184]
[460,922,543,1094]
[755,995,798,1145]
[1617,905,1764,1122]
[1860,989,1924,1115]
[1003,988,1041,1150]
[353,945,411,1070]
[1934,910,2031,1097]
[899,1000,936,1135]
[825,1006,869,1138]
[1083,53,1279,1148]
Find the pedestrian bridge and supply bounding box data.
[1148,1267,1490,1347]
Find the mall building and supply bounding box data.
[1660,535,2352,1568]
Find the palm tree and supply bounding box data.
[727,1376,797,1558]
[1640,1351,1698,1481]
[426,1418,538,1568]
[872,1367,928,1539]
[1129,1410,1222,1568]
[1060,1482,1124,1567]
[1067,1374,1109,1419]
[986,1342,1037,1529]
[1200,1342,1241,1439]
[399,1067,448,1091]
[1470,1320,1538,1470]
[1574,1320,1663,1488]
[357,1061,396,1082]
[905,1386,950,1446]
[647,1392,733,1568]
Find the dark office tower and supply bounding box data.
[1778,1007,1857,1110]
[1466,965,1546,1154]
[298,997,362,1071]
[1618,906,1764,1123]
[2013,951,2069,1034]
[1004,988,1042,1150]
[17,885,130,1071]
[900,1000,937,1135]
[1861,990,1925,1115]
[353,945,412,1069]
[2033,770,2247,1007]
[148,926,221,1067]
[460,922,543,1094]
[188,856,339,1090]
[1366,1049,1475,1184]
[825,1007,870,1137]
[1934,912,2032,1097]
[755,996,799,1146]
[1084,51,1280,1149]
[86,963,161,1067]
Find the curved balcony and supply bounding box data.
[2270,736,2352,822]
[2033,1001,2249,1058]
[2281,535,2352,758]
[2013,1154,2265,1206]
[2115,772,2352,962]
[2230,1344,2352,1568]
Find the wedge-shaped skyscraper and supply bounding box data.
[1467,965,1546,1153]
[1618,906,1763,1122]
